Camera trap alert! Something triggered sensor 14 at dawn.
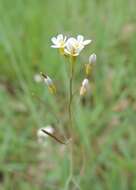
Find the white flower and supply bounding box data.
[51,34,67,49]
[80,78,89,96]
[65,35,91,56]
[89,53,96,64]
[64,37,83,56]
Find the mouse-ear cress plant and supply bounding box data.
[38,34,97,188]
[40,34,96,143]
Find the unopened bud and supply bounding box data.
[82,78,89,88]
[89,53,96,64]
[85,53,96,76]
[41,73,56,94]
[80,78,89,96]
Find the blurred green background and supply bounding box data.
[0,0,136,189]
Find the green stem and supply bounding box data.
[68,59,74,129]
[65,57,75,190]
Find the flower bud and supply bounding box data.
[85,53,96,76]
[44,75,53,86]
[82,78,89,87]
[89,53,96,64]
[41,73,56,94]
[80,78,89,96]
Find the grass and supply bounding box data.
[0,0,136,189]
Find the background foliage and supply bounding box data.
[0,0,136,189]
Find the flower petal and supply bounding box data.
[51,37,57,44]
[64,48,71,55]
[51,45,59,48]
[64,36,67,42]
[57,34,63,40]
[82,78,89,88]
[66,37,77,44]
[77,45,84,53]
[66,37,77,50]
[77,35,84,43]
[89,53,96,64]
[66,42,72,51]
[83,40,92,45]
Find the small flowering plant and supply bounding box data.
[38,34,96,144]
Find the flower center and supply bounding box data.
[59,40,65,47]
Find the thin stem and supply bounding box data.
[68,59,74,129]
[65,57,75,190]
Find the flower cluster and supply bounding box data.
[51,34,91,56]
[36,33,97,144]
[50,34,96,96]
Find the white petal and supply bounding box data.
[77,45,84,53]
[64,48,71,55]
[64,36,67,42]
[66,42,73,51]
[51,45,59,48]
[51,37,57,44]
[57,34,63,40]
[77,35,84,42]
[66,37,77,45]
[66,38,77,50]
[89,53,96,64]
[83,40,92,45]
[82,78,89,87]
